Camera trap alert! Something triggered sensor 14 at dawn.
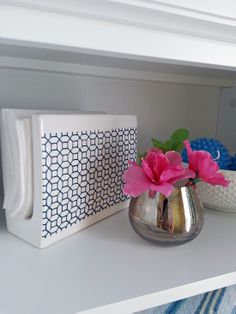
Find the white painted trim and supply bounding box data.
[1,0,236,33]
[0,56,233,87]
[78,271,236,313]
[1,0,236,45]
[1,2,236,70]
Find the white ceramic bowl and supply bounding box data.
[197,169,236,212]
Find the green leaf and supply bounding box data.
[173,142,184,152]
[161,146,169,153]
[151,129,189,153]
[170,128,189,144]
[165,139,175,150]
[151,138,164,149]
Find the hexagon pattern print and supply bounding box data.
[41,128,137,238]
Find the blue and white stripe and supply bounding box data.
[138,286,233,314]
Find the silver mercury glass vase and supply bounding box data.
[129,185,204,245]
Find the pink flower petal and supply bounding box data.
[148,148,163,154]
[183,140,192,156]
[203,173,230,187]
[123,165,151,197]
[160,167,185,183]
[142,159,156,182]
[168,168,196,184]
[197,154,218,179]
[183,169,196,179]
[184,140,229,187]
[142,153,169,183]
[166,151,182,166]
[184,140,199,172]
[150,182,174,197]
[153,154,170,174]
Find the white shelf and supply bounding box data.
[1,207,236,314]
[1,3,236,313]
[0,45,236,87]
[1,1,236,86]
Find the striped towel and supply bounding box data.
[138,285,236,314]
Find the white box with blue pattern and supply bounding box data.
[1,109,137,248]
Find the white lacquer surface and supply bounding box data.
[1,207,236,314]
[2,0,236,73]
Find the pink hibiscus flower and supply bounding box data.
[184,140,229,187]
[123,150,195,197]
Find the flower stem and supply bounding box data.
[185,178,201,186]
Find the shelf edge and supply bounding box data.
[1,3,236,70]
[78,271,236,314]
[0,56,233,87]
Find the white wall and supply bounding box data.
[217,87,236,153]
[0,68,221,193]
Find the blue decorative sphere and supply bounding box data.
[181,137,231,170]
[229,154,236,170]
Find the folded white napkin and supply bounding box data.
[1,108,103,218]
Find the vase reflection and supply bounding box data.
[129,185,204,245]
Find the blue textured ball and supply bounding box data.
[229,155,236,170]
[181,137,231,170]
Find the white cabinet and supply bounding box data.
[1,1,236,313]
[1,0,236,68]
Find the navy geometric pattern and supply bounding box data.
[41,127,137,238]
